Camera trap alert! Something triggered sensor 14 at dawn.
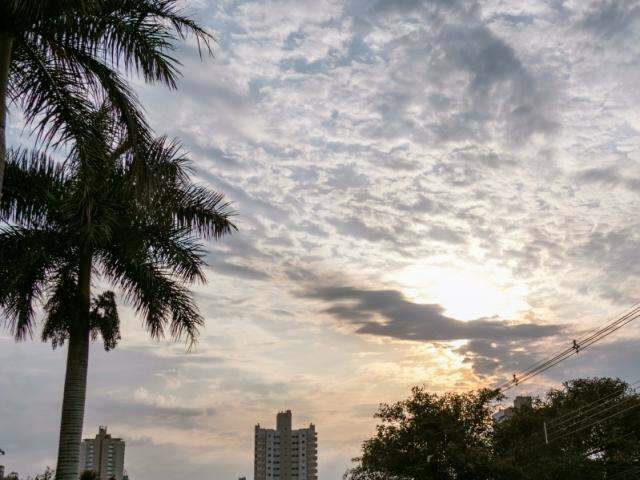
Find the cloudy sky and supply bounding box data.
[3,0,640,478]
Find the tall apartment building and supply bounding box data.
[79,426,126,480]
[254,410,317,480]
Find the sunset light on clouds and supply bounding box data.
[3,0,640,479]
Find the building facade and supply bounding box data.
[79,426,125,480]
[492,396,532,423]
[254,410,317,480]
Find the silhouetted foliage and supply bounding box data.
[0,0,215,198]
[0,105,235,480]
[346,387,501,480]
[79,471,98,480]
[34,469,55,480]
[493,378,640,480]
[347,378,640,480]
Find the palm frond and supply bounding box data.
[120,136,236,239]
[34,0,214,89]
[99,0,215,63]
[3,1,100,21]
[89,290,121,351]
[1,148,68,227]
[99,248,203,347]
[41,267,79,348]
[8,38,95,149]
[0,226,71,340]
[168,184,237,240]
[44,41,151,149]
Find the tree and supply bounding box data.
[34,469,55,480]
[0,0,214,200]
[79,472,98,480]
[348,378,640,480]
[346,387,501,480]
[493,378,640,480]
[0,106,235,480]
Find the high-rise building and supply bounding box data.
[79,426,126,480]
[254,410,317,480]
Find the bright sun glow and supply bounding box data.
[388,264,529,321]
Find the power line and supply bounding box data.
[607,465,640,480]
[502,302,639,388]
[584,428,640,457]
[546,381,639,429]
[547,401,640,444]
[547,395,637,442]
[546,386,640,439]
[496,303,640,393]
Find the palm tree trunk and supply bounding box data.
[0,33,13,202]
[55,253,92,480]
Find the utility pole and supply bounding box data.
[543,422,549,445]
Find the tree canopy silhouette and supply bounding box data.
[347,378,640,480]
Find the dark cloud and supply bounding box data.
[488,13,536,26]
[326,164,370,189]
[427,225,467,244]
[333,217,395,243]
[95,398,216,429]
[575,166,640,192]
[572,227,640,280]
[578,0,640,39]
[306,286,562,342]
[455,338,546,378]
[350,0,559,145]
[435,24,558,143]
[368,0,480,19]
[207,256,270,281]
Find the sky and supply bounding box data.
[3,0,640,478]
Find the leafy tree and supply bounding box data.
[79,471,98,480]
[0,106,235,480]
[0,0,214,200]
[348,378,640,480]
[34,469,55,480]
[493,378,640,480]
[346,387,501,480]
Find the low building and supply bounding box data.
[493,396,532,423]
[79,426,126,480]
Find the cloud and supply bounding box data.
[97,391,217,429]
[575,166,640,192]
[207,256,270,281]
[571,226,640,281]
[578,0,640,40]
[455,338,548,378]
[333,217,394,243]
[346,0,560,146]
[305,285,562,342]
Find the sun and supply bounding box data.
[388,264,529,321]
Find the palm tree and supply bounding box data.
[0,106,235,480]
[0,0,214,199]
